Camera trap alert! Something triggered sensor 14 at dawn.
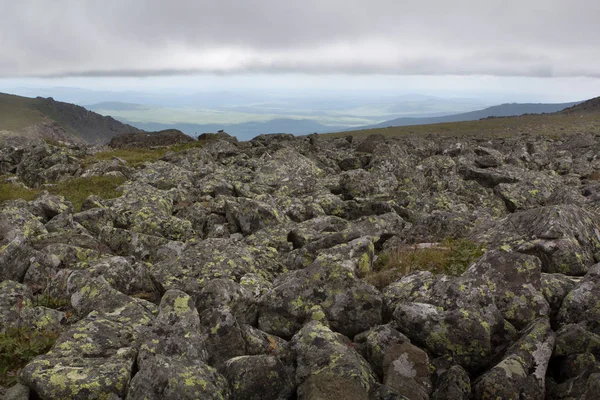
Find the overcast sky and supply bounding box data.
[1,0,599,101]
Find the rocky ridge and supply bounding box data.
[2,130,600,399]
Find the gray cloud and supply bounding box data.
[1,0,599,77]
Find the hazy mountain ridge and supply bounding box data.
[352,101,581,130]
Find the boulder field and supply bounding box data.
[2,131,600,399]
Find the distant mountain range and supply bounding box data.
[0,91,592,144]
[88,101,581,140]
[116,119,343,141]
[352,101,581,131]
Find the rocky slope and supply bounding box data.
[2,130,600,399]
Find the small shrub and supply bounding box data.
[365,238,485,290]
[33,294,71,311]
[47,175,126,212]
[588,171,600,181]
[0,327,59,386]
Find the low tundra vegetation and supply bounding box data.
[1,174,125,211]
[46,175,127,211]
[0,327,59,386]
[365,238,485,290]
[0,179,41,203]
[88,137,211,167]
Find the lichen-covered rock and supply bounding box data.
[546,368,600,400]
[148,238,283,300]
[69,276,157,323]
[133,160,195,190]
[126,290,229,400]
[127,354,230,400]
[311,236,376,277]
[223,355,295,400]
[29,192,73,222]
[198,306,247,369]
[462,250,550,329]
[554,324,600,358]
[226,197,287,235]
[339,169,399,200]
[0,199,47,240]
[195,278,258,325]
[431,365,471,400]
[16,142,81,187]
[0,280,64,334]
[381,342,432,400]
[474,146,504,168]
[473,318,555,400]
[21,308,150,400]
[259,259,382,339]
[385,271,515,372]
[98,226,182,261]
[354,324,411,379]
[473,204,600,275]
[2,383,30,400]
[557,264,600,334]
[291,321,378,399]
[108,129,193,149]
[540,273,577,322]
[547,323,600,398]
[255,146,324,197]
[0,234,39,282]
[458,163,521,188]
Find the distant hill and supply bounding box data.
[0,93,141,143]
[123,118,344,141]
[326,96,600,140]
[354,101,580,130]
[561,97,600,114]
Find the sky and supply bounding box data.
[1,0,599,102]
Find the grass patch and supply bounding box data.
[0,176,125,210]
[0,181,42,203]
[0,327,59,386]
[88,139,209,167]
[46,175,126,212]
[365,238,485,290]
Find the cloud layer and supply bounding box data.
[2,0,599,77]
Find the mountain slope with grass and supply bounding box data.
[0,92,142,144]
[352,100,580,130]
[326,96,600,140]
